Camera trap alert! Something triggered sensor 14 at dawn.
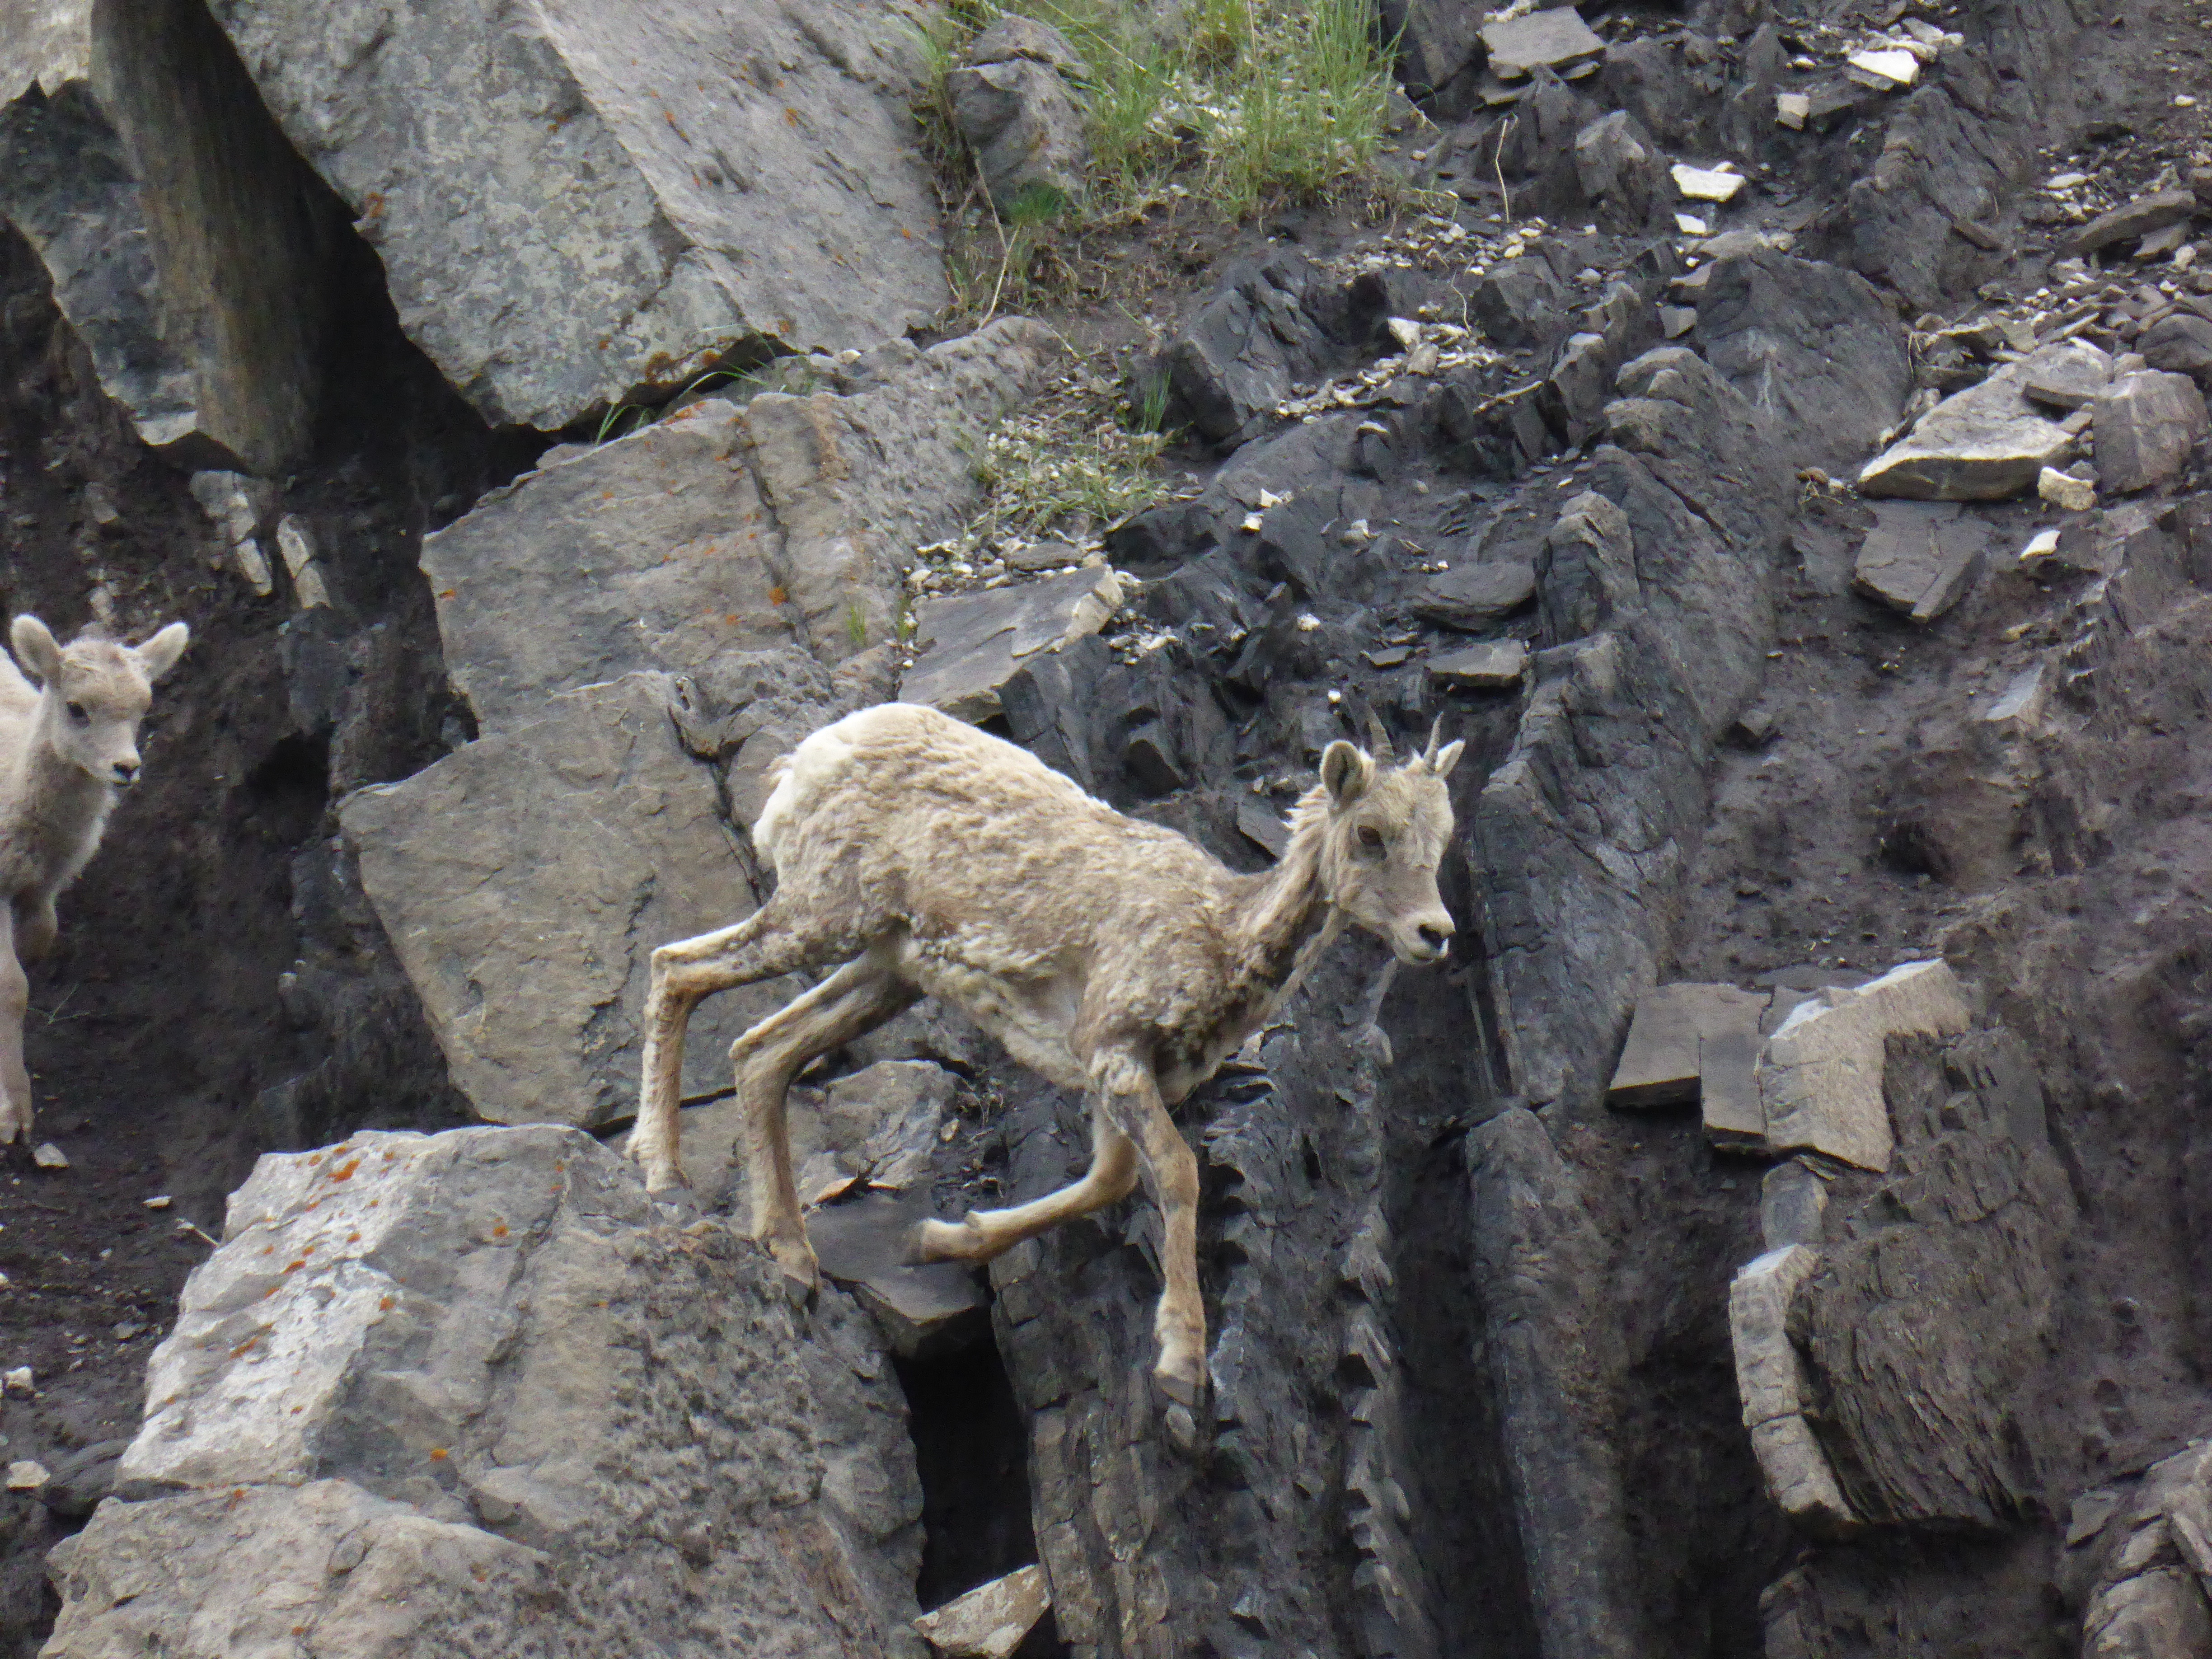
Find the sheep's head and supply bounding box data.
[10,616,190,788]
[1309,720,1464,966]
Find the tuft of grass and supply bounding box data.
[920,0,1399,319]
[969,372,1171,540]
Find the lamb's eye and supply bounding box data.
[64,702,86,723]
[1357,825,1385,856]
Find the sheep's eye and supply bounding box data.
[1357,825,1386,856]
[64,702,86,723]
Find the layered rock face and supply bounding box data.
[45,1128,928,1656]
[205,0,949,429]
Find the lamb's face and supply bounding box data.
[1315,736,1465,965]
[10,616,190,788]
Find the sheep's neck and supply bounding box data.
[1,726,109,892]
[1226,819,1337,1020]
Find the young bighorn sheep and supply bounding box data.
[633,701,1463,1410]
[0,615,190,1143]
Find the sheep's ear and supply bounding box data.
[133,621,190,681]
[1319,740,1372,807]
[1433,738,1465,779]
[9,616,61,687]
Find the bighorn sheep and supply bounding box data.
[635,701,1463,1409]
[0,615,190,1143]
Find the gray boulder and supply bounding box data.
[2139,312,2212,386]
[2091,369,2209,494]
[1537,488,1640,643]
[1471,257,1568,351]
[0,0,330,473]
[206,0,949,430]
[899,567,1126,722]
[948,21,1088,210]
[422,319,1062,732]
[1412,558,1537,628]
[340,675,777,1129]
[1851,500,1990,622]
[1375,0,1485,94]
[49,1126,926,1657]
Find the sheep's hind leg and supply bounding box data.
[633,899,839,1194]
[911,1104,1138,1264]
[0,909,30,1144]
[731,953,920,1291]
[1102,1058,1208,1415]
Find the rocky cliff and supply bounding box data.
[1,0,2209,1655]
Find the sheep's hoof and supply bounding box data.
[1149,1362,1211,1457]
[1150,1350,1209,1412]
[0,1102,28,1147]
[764,1236,821,1304]
[630,1143,690,1195]
[908,1215,984,1264]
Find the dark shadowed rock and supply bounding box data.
[1154,254,1386,446]
[1413,558,1537,628]
[1471,257,1569,351]
[1538,488,1640,643]
[1573,110,1671,234]
[1377,0,1485,94]
[2139,312,2212,386]
[1851,500,1991,622]
[0,0,332,472]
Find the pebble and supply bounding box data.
[2,1368,32,1397]
[4,1461,48,1492]
[143,1195,172,1210]
[2038,466,2098,511]
[30,1143,66,1170]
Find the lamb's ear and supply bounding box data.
[1319,740,1373,807]
[132,621,189,681]
[1433,738,1465,779]
[9,616,61,687]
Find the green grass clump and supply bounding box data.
[927,0,1397,229]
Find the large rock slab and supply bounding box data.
[899,567,1125,722]
[1480,8,1605,79]
[1756,958,1973,1171]
[340,674,775,1129]
[2091,369,2209,494]
[423,320,1061,731]
[50,1126,926,1656]
[0,0,330,472]
[207,0,948,430]
[1606,980,1768,1144]
[1857,356,2080,500]
[1413,558,1537,628]
[1729,1245,1859,1537]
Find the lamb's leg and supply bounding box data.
[729,953,920,1289]
[633,899,833,1193]
[911,1104,1138,1262]
[0,907,30,1143]
[1101,1056,1207,1411]
[12,891,55,963]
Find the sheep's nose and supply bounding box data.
[112,759,139,785]
[1417,921,1452,954]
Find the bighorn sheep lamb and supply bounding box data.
[633,701,1463,1410]
[0,615,190,1143]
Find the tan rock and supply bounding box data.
[914,1563,1052,1658]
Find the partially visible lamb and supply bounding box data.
[0,614,189,1143]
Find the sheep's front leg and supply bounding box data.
[0,908,31,1144]
[1098,1054,1208,1413]
[633,901,819,1194]
[12,891,56,963]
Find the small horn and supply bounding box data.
[1363,709,1395,762]
[1422,717,1444,767]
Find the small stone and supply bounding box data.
[1850,501,1987,622]
[234,539,276,598]
[1775,92,1811,130]
[1001,539,1081,575]
[1676,212,1710,235]
[1983,665,2047,728]
[1480,7,1606,79]
[1845,47,1921,89]
[1427,639,1528,690]
[1760,1161,1828,1250]
[2,1367,32,1397]
[2016,528,2061,567]
[142,1195,172,1210]
[1672,164,1746,204]
[30,1143,67,1170]
[808,1193,989,1359]
[1362,645,1412,668]
[4,1461,49,1492]
[112,1321,144,1341]
[2038,466,2098,511]
[912,1563,1052,1659]
[1659,305,1698,339]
